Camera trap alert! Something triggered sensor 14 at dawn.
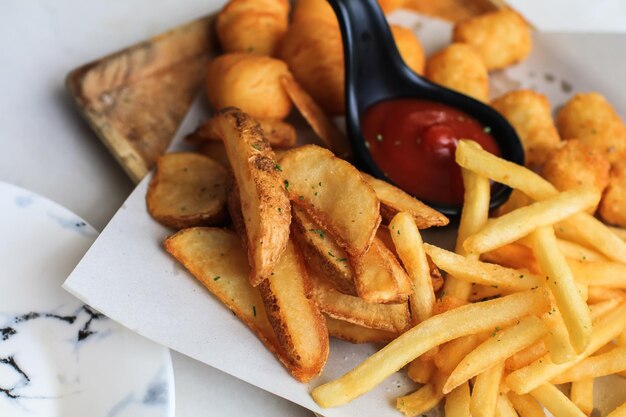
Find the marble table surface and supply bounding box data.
[0,1,624,416]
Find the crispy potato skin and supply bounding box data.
[491,89,561,168]
[556,92,626,163]
[425,43,488,102]
[599,161,626,227]
[390,25,425,75]
[214,108,291,286]
[206,53,293,120]
[541,140,610,213]
[325,315,397,344]
[146,153,228,229]
[216,0,289,56]
[453,9,532,71]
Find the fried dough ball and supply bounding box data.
[491,90,561,168]
[279,19,426,115]
[599,161,626,227]
[453,9,532,71]
[216,0,290,56]
[391,25,425,76]
[556,92,626,164]
[206,53,292,120]
[425,43,488,102]
[378,0,405,13]
[291,0,337,25]
[541,140,610,212]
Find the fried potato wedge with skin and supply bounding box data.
[163,228,290,370]
[198,141,230,169]
[280,75,351,159]
[280,145,381,257]
[147,153,228,229]
[291,205,356,295]
[361,173,449,228]
[325,315,397,344]
[187,116,297,148]
[213,108,291,286]
[308,268,410,333]
[258,239,328,382]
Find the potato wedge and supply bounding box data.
[308,268,410,333]
[186,117,297,148]
[146,153,228,229]
[280,144,381,257]
[212,108,291,286]
[163,228,290,370]
[258,239,328,382]
[360,172,449,229]
[325,315,397,344]
[291,205,356,295]
[198,141,230,169]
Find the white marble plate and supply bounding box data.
[0,182,175,417]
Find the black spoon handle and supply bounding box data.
[327,0,408,112]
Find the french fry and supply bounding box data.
[495,394,518,417]
[279,75,351,158]
[532,226,592,353]
[470,361,504,417]
[570,378,593,416]
[505,340,547,371]
[407,358,436,384]
[587,287,626,303]
[543,308,577,364]
[607,402,626,417]
[463,187,600,255]
[508,392,546,417]
[425,244,543,292]
[456,139,626,262]
[589,298,623,320]
[551,345,626,383]
[444,316,547,393]
[506,302,626,394]
[396,382,443,417]
[567,260,626,289]
[390,213,435,323]
[556,238,608,262]
[529,383,587,417]
[307,268,410,333]
[435,333,485,374]
[432,295,469,316]
[325,315,397,344]
[361,172,449,229]
[482,243,542,274]
[258,239,329,381]
[608,225,626,241]
[311,289,550,407]
[445,381,471,417]
[213,108,291,285]
[280,144,381,257]
[445,162,491,300]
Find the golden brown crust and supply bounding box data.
[390,25,425,76]
[146,153,228,229]
[599,161,626,227]
[325,315,397,344]
[186,118,296,148]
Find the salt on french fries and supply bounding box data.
[311,289,550,407]
[531,226,592,353]
[470,361,505,417]
[506,302,626,394]
[361,173,449,229]
[186,117,297,148]
[212,108,291,285]
[425,244,543,292]
[147,153,228,229]
[352,237,411,304]
[163,228,291,370]
[456,139,626,263]
[508,392,545,417]
[258,239,329,382]
[529,383,587,417]
[570,378,593,416]
[445,381,471,417]
[463,186,601,255]
[279,75,351,158]
[290,205,356,295]
[324,315,397,344]
[307,268,410,333]
[444,315,547,393]
[551,346,626,383]
[280,144,381,257]
[389,212,435,323]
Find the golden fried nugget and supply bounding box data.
[216,0,289,56]
[541,140,610,213]
[491,89,561,168]
[291,0,337,25]
[453,9,532,71]
[390,25,425,75]
[206,53,292,120]
[599,161,626,227]
[378,0,404,13]
[425,43,488,102]
[556,92,626,163]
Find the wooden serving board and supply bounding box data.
[66,1,505,184]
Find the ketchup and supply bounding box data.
[361,99,501,205]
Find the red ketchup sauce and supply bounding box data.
[361,99,501,205]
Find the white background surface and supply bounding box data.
[1,1,625,417]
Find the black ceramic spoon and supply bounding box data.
[327,0,524,216]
